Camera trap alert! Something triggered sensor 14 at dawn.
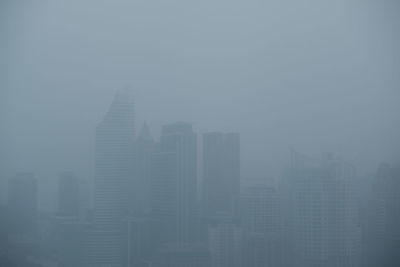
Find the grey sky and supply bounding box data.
[1,0,399,209]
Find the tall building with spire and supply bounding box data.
[90,89,135,267]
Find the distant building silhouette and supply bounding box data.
[203,132,240,219]
[282,152,360,267]
[150,122,198,245]
[58,172,80,217]
[130,122,155,216]
[90,89,135,267]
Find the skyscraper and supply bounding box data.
[58,171,80,217]
[282,152,360,267]
[130,122,155,216]
[91,89,135,267]
[150,122,197,245]
[203,132,240,219]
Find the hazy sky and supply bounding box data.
[1,0,399,209]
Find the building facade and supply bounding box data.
[282,152,360,267]
[150,122,198,245]
[91,89,135,267]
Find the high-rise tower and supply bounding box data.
[282,152,360,267]
[150,122,198,245]
[91,89,135,267]
[130,122,154,216]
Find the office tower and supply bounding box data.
[7,172,38,236]
[126,123,155,266]
[130,122,155,216]
[282,151,360,267]
[364,163,400,267]
[58,172,80,217]
[91,89,135,267]
[240,186,282,267]
[208,215,242,267]
[152,243,211,267]
[150,122,197,245]
[203,132,240,219]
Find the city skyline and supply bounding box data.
[2,1,400,205]
[1,1,399,266]
[1,87,398,211]
[0,90,399,267]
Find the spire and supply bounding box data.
[114,85,134,104]
[137,121,153,142]
[101,87,135,128]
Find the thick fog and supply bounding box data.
[1,1,399,267]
